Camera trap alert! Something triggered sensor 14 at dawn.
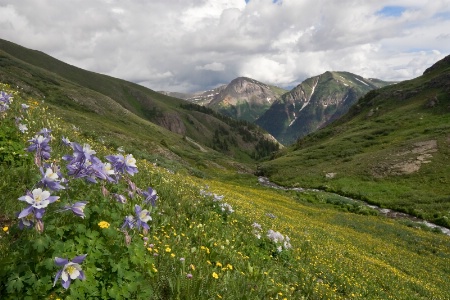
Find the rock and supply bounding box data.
[325,172,336,179]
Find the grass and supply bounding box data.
[1,84,450,299]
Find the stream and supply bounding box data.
[258,177,450,236]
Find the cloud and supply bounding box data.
[0,0,449,92]
[195,62,226,71]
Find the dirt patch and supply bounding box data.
[373,140,437,177]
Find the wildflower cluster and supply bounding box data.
[251,221,293,255]
[0,91,12,113]
[3,92,160,291]
[267,229,292,252]
[201,188,234,216]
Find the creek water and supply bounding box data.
[258,176,450,236]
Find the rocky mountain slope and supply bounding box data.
[207,77,287,122]
[258,54,450,226]
[256,71,393,144]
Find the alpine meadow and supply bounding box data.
[1,38,450,300]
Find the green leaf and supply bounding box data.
[32,235,51,253]
[6,273,24,294]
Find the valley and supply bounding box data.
[0,39,449,299]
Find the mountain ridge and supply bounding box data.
[256,71,394,144]
[0,38,280,169]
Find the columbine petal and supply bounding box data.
[55,257,69,266]
[71,254,87,264]
[62,278,71,289]
[18,206,33,219]
[78,270,86,280]
[53,269,63,287]
[47,196,59,204]
[19,195,34,204]
[61,270,69,282]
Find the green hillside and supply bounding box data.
[0,39,279,170]
[258,55,450,227]
[1,39,450,299]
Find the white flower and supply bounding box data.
[26,188,51,209]
[125,154,137,168]
[18,124,28,133]
[44,168,59,181]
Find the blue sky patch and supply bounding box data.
[377,6,406,17]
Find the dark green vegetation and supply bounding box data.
[259,55,450,227]
[0,39,279,172]
[256,71,393,144]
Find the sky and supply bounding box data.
[0,0,449,92]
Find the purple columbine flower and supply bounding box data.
[0,91,12,104]
[142,187,158,206]
[61,136,71,146]
[39,166,65,191]
[63,142,96,166]
[17,212,35,229]
[113,193,127,204]
[134,205,152,231]
[121,215,135,230]
[18,188,59,219]
[61,201,87,219]
[21,103,29,111]
[27,135,51,162]
[105,153,138,176]
[53,254,87,289]
[0,91,12,112]
[38,128,52,138]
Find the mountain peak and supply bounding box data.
[207,76,287,122]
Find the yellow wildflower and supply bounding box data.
[226,264,233,270]
[171,253,175,258]
[165,247,171,253]
[216,262,222,268]
[190,264,196,270]
[212,272,219,279]
[2,226,8,232]
[98,221,110,229]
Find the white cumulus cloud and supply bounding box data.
[0,0,448,92]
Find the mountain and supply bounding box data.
[206,77,288,122]
[258,54,450,227]
[168,77,288,122]
[0,39,280,170]
[255,71,393,144]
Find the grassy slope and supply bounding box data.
[0,39,275,167]
[258,56,450,226]
[1,84,450,299]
